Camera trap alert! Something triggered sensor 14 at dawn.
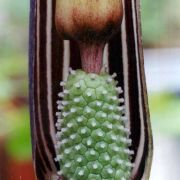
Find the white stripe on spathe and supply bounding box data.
[46,0,56,145]
[121,0,130,130]
[46,0,59,172]
[63,40,70,81]
[103,43,109,72]
[131,0,145,177]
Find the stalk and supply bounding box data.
[78,43,104,73]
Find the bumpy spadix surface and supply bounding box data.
[55,70,133,180]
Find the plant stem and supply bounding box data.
[79,42,105,74]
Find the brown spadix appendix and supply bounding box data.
[29,0,153,180]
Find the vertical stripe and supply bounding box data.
[46,0,56,146]
[51,0,64,172]
[131,0,145,177]
[35,148,47,178]
[30,0,63,178]
[63,40,70,81]
[135,0,153,179]
[103,43,109,71]
[36,0,53,172]
[29,0,36,160]
[125,0,141,160]
[121,1,130,129]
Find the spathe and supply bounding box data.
[29,0,153,179]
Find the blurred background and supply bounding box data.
[0,0,180,179]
